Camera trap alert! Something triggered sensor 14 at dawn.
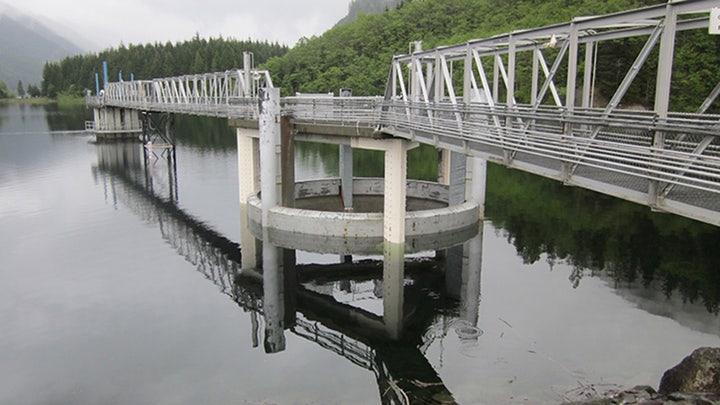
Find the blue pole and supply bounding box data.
[102,61,108,88]
[95,73,100,95]
[118,70,123,82]
[130,73,134,81]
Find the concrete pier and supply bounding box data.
[237,127,260,271]
[91,107,142,141]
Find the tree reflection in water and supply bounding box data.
[487,164,720,313]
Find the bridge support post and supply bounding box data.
[350,136,411,244]
[467,157,487,218]
[237,127,260,270]
[438,149,467,274]
[93,107,142,141]
[439,150,468,206]
[383,138,408,245]
[382,138,408,339]
[259,88,282,226]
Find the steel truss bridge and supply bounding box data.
[88,0,720,226]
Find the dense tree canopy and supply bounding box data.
[263,0,719,112]
[41,36,288,97]
[0,81,9,99]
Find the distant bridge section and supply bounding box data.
[88,53,273,122]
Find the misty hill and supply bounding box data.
[335,0,401,26]
[0,4,83,89]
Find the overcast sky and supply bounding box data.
[5,0,350,50]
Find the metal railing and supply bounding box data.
[89,83,720,223]
[91,69,273,120]
[285,97,720,222]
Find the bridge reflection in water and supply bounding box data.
[92,141,483,404]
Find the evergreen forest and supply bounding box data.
[40,36,288,98]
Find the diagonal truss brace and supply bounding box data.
[569,21,665,176]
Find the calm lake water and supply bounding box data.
[2,102,720,404]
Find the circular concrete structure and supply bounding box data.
[247,178,480,254]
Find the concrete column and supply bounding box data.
[93,108,100,131]
[438,149,451,185]
[384,138,407,245]
[466,156,487,218]
[258,88,281,227]
[237,127,259,270]
[449,152,467,206]
[340,144,353,210]
[438,149,467,205]
[383,242,404,340]
[237,128,259,204]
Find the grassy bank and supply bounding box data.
[0,94,86,107]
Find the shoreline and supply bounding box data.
[0,95,85,107]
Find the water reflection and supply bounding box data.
[44,103,92,131]
[91,137,720,403]
[487,164,720,315]
[93,140,485,403]
[0,101,92,134]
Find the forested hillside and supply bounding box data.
[41,36,287,97]
[264,0,719,112]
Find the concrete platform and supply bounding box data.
[246,178,480,254]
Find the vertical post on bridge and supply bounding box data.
[467,156,487,219]
[383,138,408,339]
[649,2,677,208]
[384,138,408,246]
[565,22,579,114]
[243,52,252,97]
[582,41,596,109]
